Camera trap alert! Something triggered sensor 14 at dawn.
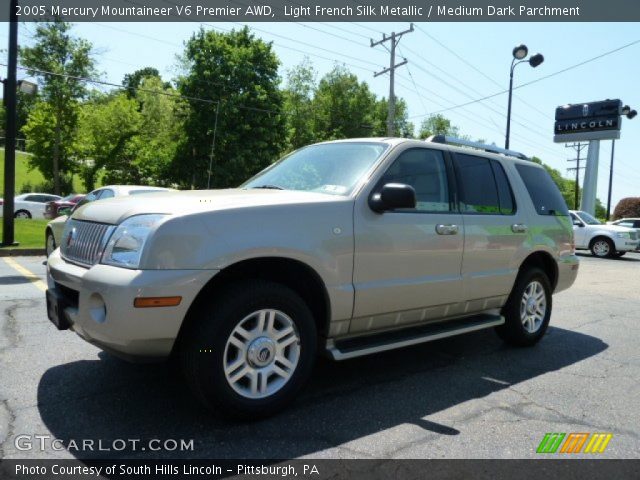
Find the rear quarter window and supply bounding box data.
[515,164,569,216]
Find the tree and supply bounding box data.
[612,197,640,220]
[372,97,414,138]
[75,92,141,190]
[282,59,317,151]
[20,21,96,194]
[174,27,286,188]
[312,66,379,140]
[418,114,461,139]
[123,67,162,98]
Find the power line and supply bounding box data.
[408,38,640,119]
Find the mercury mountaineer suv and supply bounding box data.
[45,137,579,417]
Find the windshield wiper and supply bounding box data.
[251,184,284,190]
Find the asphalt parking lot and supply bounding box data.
[0,252,639,460]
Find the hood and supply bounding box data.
[72,188,347,224]
[590,224,636,233]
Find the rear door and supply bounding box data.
[452,153,527,306]
[352,146,465,333]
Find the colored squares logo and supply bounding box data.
[537,433,612,454]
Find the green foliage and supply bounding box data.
[419,114,461,139]
[612,197,640,220]
[175,27,286,188]
[19,21,96,195]
[311,66,378,140]
[372,97,414,138]
[122,67,165,98]
[282,59,317,151]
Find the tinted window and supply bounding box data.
[379,148,450,212]
[454,154,500,214]
[491,160,516,215]
[515,164,569,216]
[23,195,38,202]
[100,189,115,199]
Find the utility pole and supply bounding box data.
[2,0,19,247]
[566,142,587,210]
[371,24,413,136]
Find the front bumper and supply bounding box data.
[613,237,639,252]
[46,249,217,361]
[555,253,580,294]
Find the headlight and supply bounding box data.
[101,214,167,269]
[615,232,630,238]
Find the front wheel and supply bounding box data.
[590,237,614,258]
[496,268,552,347]
[45,230,56,257]
[180,280,317,418]
[14,210,31,219]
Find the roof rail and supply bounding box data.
[425,135,530,160]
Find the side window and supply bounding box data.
[100,189,115,199]
[75,189,101,208]
[23,195,38,202]
[491,160,516,215]
[379,148,450,213]
[515,163,570,216]
[454,154,500,214]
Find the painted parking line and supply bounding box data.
[2,257,47,292]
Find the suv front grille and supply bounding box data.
[60,219,115,267]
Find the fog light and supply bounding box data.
[88,293,107,323]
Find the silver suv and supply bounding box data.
[45,137,579,417]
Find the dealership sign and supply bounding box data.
[553,99,622,143]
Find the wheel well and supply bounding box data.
[589,235,613,249]
[179,257,331,343]
[518,251,558,291]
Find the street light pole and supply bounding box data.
[2,0,19,247]
[505,44,544,150]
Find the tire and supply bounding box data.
[180,280,317,419]
[45,230,56,257]
[496,267,552,347]
[14,210,31,219]
[590,237,614,258]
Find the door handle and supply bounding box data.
[436,224,459,235]
[511,223,528,233]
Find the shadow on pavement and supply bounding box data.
[37,326,607,459]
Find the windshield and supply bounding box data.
[60,194,77,202]
[577,211,601,225]
[242,142,388,196]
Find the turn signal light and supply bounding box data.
[134,296,182,308]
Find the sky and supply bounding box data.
[1,21,639,209]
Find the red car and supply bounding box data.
[43,194,85,219]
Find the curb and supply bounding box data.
[0,248,46,257]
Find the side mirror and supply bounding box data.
[572,220,584,227]
[369,183,416,213]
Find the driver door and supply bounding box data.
[351,147,465,334]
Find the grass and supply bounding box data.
[0,218,48,249]
[0,148,89,197]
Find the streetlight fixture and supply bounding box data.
[505,44,544,149]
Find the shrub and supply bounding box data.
[612,197,640,220]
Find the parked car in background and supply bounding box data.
[0,193,62,219]
[570,210,639,258]
[44,194,86,219]
[608,218,640,250]
[45,185,172,256]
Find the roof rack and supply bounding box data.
[425,135,529,160]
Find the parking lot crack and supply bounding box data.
[0,398,16,459]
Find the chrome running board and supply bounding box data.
[326,314,504,361]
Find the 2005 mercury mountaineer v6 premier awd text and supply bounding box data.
[45,137,579,417]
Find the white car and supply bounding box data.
[608,218,640,250]
[0,193,62,219]
[570,210,639,258]
[45,185,172,256]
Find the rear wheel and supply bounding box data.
[180,280,317,418]
[590,237,614,258]
[496,268,552,347]
[14,210,31,219]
